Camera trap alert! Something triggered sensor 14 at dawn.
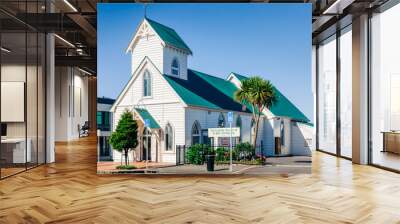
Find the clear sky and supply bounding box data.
[98,3,313,120]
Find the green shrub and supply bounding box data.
[235,142,255,160]
[186,144,209,165]
[255,158,263,165]
[215,147,228,162]
[116,165,136,170]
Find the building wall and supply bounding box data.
[131,29,163,75]
[112,103,185,164]
[118,63,181,107]
[163,46,188,80]
[290,122,313,156]
[184,108,258,146]
[112,62,185,163]
[54,67,89,141]
[262,118,275,155]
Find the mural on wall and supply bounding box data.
[96,3,313,175]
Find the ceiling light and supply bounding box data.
[63,0,78,12]
[1,47,11,53]
[54,34,75,48]
[78,67,93,76]
[323,0,355,15]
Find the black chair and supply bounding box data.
[79,121,90,138]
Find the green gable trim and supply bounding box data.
[146,18,192,54]
[231,73,310,123]
[134,108,160,129]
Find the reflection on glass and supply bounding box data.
[371,3,400,171]
[318,35,337,154]
[0,0,47,178]
[340,27,352,158]
[1,31,27,177]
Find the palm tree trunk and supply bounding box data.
[253,115,260,148]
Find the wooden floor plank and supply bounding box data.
[0,136,400,223]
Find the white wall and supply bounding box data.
[163,46,188,80]
[118,62,181,107]
[131,25,163,75]
[184,108,257,146]
[54,67,89,141]
[290,122,312,156]
[263,118,275,155]
[112,61,185,163]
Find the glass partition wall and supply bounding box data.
[370,3,400,171]
[339,26,352,159]
[317,35,337,155]
[316,25,352,159]
[0,2,46,179]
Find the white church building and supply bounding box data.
[110,18,313,164]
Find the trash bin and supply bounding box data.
[206,154,215,172]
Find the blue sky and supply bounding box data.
[98,3,313,119]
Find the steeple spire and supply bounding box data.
[144,3,147,19]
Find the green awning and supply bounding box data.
[134,108,160,129]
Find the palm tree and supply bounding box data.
[235,76,277,147]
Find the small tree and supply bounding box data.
[109,110,138,166]
[235,76,277,147]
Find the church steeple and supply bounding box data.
[126,18,190,80]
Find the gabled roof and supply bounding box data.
[97,97,115,105]
[230,73,310,123]
[134,108,160,129]
[164,69,251,113]
[145,18,192,54]
[164,70,310,122]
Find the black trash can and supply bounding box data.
[206,154,215,172]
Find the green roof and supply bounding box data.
[134,108,160,129]
[164,70,310,122]
[230,73,310,123]
[146,18,192,54]
[164,70,251,113]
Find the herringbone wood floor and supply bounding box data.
[1,136,400,224]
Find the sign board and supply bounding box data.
[144,119,150,128]
[208,128,240,138]
[227,111,233,123]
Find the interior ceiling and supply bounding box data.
[0,0,394,75]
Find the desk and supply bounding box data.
[1,138,31,163]
[382,131,400,155]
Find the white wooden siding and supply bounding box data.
[163,46,188,80]
[131,33,163,75]
[118,62,182,107]
[263,118,275,154]
[185,108,259,146]
[290,122,313,156]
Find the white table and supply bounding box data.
[1,138,31,163]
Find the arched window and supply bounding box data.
[171,58,179,76]
[236,115,242,142]
[192,121,201,144]
[143,70,151,97]
[236,115,242,127]
[165,123,173,151]
[218,113,225,127]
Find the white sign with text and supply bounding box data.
[208,127,240,138]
